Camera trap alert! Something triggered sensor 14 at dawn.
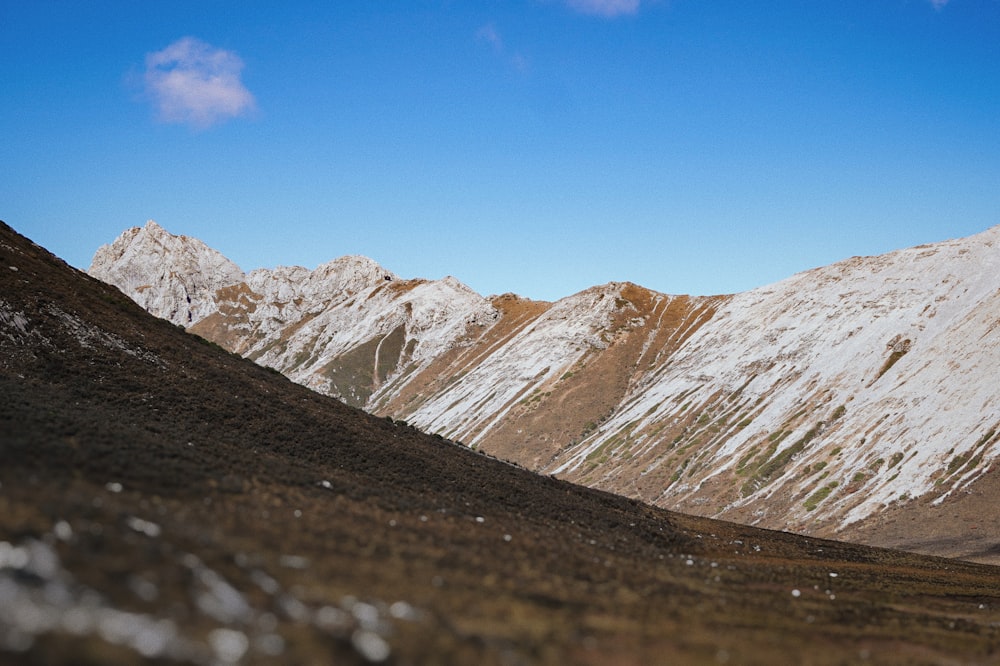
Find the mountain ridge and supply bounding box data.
[89,220,1000,562]
[7,218,1000,663]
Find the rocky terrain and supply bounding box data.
[6,220,1000,663]
[90,221,1000,562]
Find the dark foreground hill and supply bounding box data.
[3,219,1000,664]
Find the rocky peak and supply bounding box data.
[88,220,244,326]
[89,221,502,409]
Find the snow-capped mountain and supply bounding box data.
[90,221,1000,555]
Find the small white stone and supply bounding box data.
[208,628,248,663]
[351,601,380,629]
[53,521,73,541]
[126,517,161,538]
[351,629,390,662]
[389,601,418,621]
[0,542,28,570]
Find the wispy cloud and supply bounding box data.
[476,23,504,53]
[564,0,641,18]
[929,0,949,9]
[476,24,529,72]
[143,37,255,129]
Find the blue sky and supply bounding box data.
[2,1,999,301]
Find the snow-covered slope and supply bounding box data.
[90,222,1000,551]
[547,228,1000,536]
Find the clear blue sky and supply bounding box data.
[2,1,999,301]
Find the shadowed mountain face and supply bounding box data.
[90,221,1000,562]
[4,222,1000,662]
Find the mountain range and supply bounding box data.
[6,218,1000,663]
[89,221,1000,564]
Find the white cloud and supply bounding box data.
[929,0,949,9]
[564,0,641,17]
[143,37,255,129]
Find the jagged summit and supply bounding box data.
[91,222,499,406]
[89,222,1000,562]
[89,220,244,325]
